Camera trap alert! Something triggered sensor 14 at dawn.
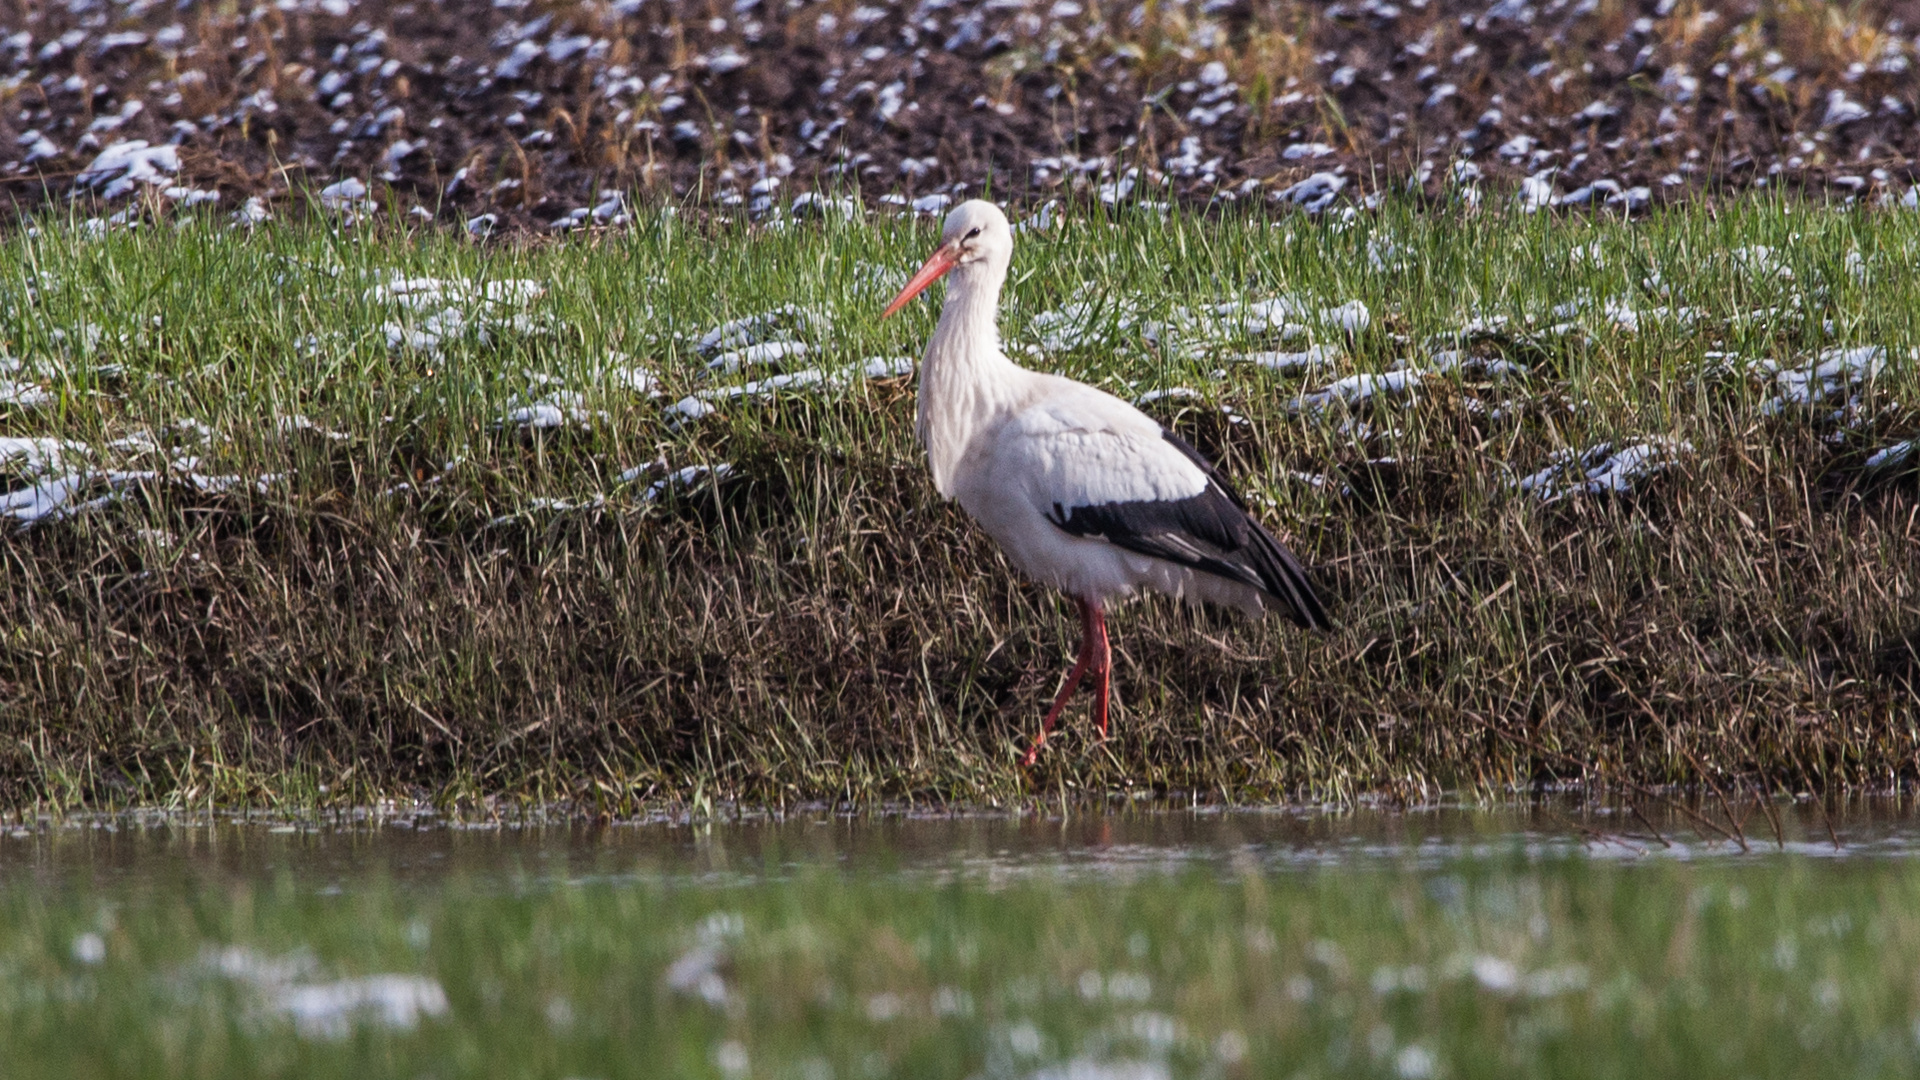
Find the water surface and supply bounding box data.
[4,800,1919,1079]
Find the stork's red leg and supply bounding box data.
[1022,598,1115,765]
[1087,602,1110,740]
[1021,597,1099,767]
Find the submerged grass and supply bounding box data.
[1,197,1917,809]
[9,823,1920,1078]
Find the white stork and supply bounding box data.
[882,200,1332,766]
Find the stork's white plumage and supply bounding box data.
[884,200,1331,765]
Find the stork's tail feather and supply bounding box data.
[1248,524,1333,631]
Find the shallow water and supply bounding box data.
[4,797,1918,888]
[7,801,1920,1079]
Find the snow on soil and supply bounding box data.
[1512,438,1693,501]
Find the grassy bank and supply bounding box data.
[1,198,1917,809]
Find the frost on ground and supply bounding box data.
[198,945,448,1040]
[1512,438,1693,501]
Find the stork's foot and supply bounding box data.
[1020,598,1111,767]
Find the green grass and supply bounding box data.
[6,815,1920,1078]
[1,195,1917,808]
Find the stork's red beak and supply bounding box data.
[881,242,961,319]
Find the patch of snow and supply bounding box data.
[1273,171,1345,213]
[1823,89,1871,128]
[276,415,351,441]
[499,389,605,431]
[630,463,735,500]
[1761,346,1884,414]
[1497,135,1537,160]
[664,395,718,423]
[376,278,545,353]
[1513,438,1691,501]
[667,357,905,424]
[789,192,860,221]
[1555,179,1621,207]
[1865,440,1915,470]
[706,340,808,376]
[233,196,272,226]
[367,277,544,309]
[0,436,82,473]
[0,373,52,408]
[1241,346,1339,375]
[1132,387,1200,405]
[1014,200,1060,233]
[1367,236,1408,272]
[76,140,179,199]
[1395,1045,1439,1080]
[1293,370,1424,413]
[317,178,370,213]
[605,354,663,396]
[1424,349,1526,378]
[1729,245,1793,281]
[1212,297,1367,339]
[1213,296,1306,335]
[911,192,953,215]
[1,472,135,527]
[1027,299,1142,352]
[1517,169,1555,212]
[495,40,542,79]
[696,305,827,355]
[1322,300,1371,333]
[859,355,915,378]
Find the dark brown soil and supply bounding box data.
[3,0,1918,229]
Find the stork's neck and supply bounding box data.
[918,258,1026,496]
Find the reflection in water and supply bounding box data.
[3,797,1919,891]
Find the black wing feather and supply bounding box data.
[1046,431,1332,630]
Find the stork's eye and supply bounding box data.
[965,227,981,240]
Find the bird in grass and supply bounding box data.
[882,200,1331,765]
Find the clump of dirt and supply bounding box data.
[3,0,1918,231]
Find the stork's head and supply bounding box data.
[881,199,1013,318]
